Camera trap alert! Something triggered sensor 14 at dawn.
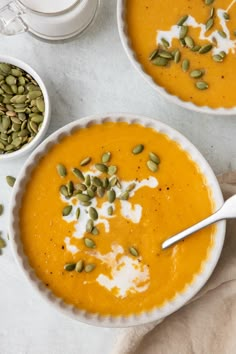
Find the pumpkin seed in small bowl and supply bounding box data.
[0,56,51,160]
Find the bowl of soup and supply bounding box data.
[117,0,236,114]
[9,113,225,327]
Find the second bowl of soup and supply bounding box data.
[118,0,236,114]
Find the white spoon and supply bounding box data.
[162,194,236,250]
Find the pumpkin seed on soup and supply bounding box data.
[75,260,84,273]
[129,247,139,257]
[196,81,209,90]
[64,263,76,271]
[80,157,91,166]
[62,205,72,216]
[84,237,96,248]
[147,160,158,172]
[101,151,111,163]
[57,164,67,177]
[132,144,144,155]
[85,264,96,273]
[149,152,160,164]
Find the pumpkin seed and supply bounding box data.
[205,17,214,31]
[84,237,96,248]
[182,59,190,72]
[36,97,45,112]
[223,12,230,20]
[62,205,72,216]
[108,165,117,176]
[152,57,168,66]
[179,38,186,47]
[161,38,169,48]
[60,185,69,197]
[149,48,159,61]
[107,206,113,216]
[179,25,188,39]
[185,36,195,48]
[212,54,223,62]
[191,45,201,52]
[199,44,213,54]
[190,70,204,78]
[97,186,105,197]
[84,264,96,273]
[219,51,226,58]
[87,188,95,198]
[0,236,6,249]
[6,175,15,187]
[149,152,160,164]
[120,191,129,200]
[64,263,76,271]
[177,15,188,26]
[85,174,91,186]
[93,176,103,187]
[72,168,84,181]
[78,183,87,191]
[0,204,3,216]
[92,227,99,235]
[147,160,158,172]
[95,163,108,173]
[101,151,111,163]
[76,208,80,220]
[159,51,173,59]
[108,189,116,203]
[80,201,91,207]
[129,247,139,257]
[205,0,214,4]
[80,157,91,166]
[86,219,94,233]
[174,50,181,63]
[75,260,84,272]
[110,176,118,187]
[126,183,136,192]
[218,30,227,38]
[103,177,109,189]
[77,194,91,202]
[132,144,144,155]
[195,81,209,90]
[57,164,67,177]
[210,7,215,17]
[89,207,98,220]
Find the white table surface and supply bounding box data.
[0,1,236,353]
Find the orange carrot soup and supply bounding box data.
[20,122,215,315]
[126,0,236,108]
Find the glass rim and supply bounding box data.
[17,0,81,16]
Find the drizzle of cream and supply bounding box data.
[87,244,150,298]
[156,2,236,55]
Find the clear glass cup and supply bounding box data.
[0,0,99,41]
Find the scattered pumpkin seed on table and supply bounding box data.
[0,204,3,216]
[6,175,16,187]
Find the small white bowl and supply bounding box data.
[0,55,51,160]
[9,113,226,327]
[117,0,236,115]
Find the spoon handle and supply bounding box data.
[162,195,236,250]
[161,212,221,249]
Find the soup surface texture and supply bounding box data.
[126,0,236,108]
[20,122,215,315]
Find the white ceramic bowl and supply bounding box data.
[117,0,236,115]
[9,113,226,327]
[0,55,51,160]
